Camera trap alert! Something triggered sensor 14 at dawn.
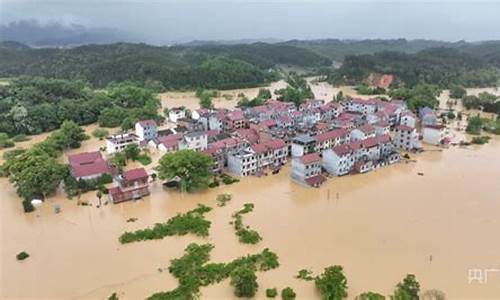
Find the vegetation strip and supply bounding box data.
[118,204,212,244]
[232,203,262,244]
[147,243,279,299]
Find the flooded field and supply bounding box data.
[160,81,288,111]
[1,83,500,300]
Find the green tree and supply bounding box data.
[466,116,483,135]
[156,150,213,192]
[199,93,214,109]
[124,144,141,161]
[230,266,258,298]
[258,88,272,99]
[449,85,466,99]
[110,152,127,171]
[281,287,296,300]
[8,149,67,201]
[315,265,348,300]
[393,274,420,300]
[266,288,278,298]
[51,120,88,149]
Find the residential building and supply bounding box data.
[179,131,208,151]
[291,153,326,187]
[227,149,257,176]
[400,112,417,128]
[106,133,139,154]
[108,168,150,204]
[323,144,354,176]
[350,124,376,142]
[168,107,186,123]
[393,125,420,151]
[291,134,317,157]
[423,125,447,145]
[314,128,350,152]
[135,120,157,142]
[419,107,438,126]
[68,151,113,180]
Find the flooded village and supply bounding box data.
[1,81,500,299]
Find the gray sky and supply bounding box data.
[2,0,500,43]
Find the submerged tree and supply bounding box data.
[315,265,348,300]
[156,150,213,192]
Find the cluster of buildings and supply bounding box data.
[66,97,447,200]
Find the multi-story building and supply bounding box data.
[227,149,257,176]
[314,128,350,152]
[291,134,317,157]
[423,125,447,145]
[106,133,139,154]
[179,131,208,151]
[323,144,355,176]
[291,153,326,187]
[108,168,150,204]
[393,125,420,151]
[168,107,186,123]
[135,120,157,142]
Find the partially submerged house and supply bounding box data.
[108,168,150,204]
[291,153,326,187]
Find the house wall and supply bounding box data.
[423,128,443,145]
[323,150,354,176]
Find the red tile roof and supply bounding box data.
[68,151,111,178]
[333,144,352,156]
[138,119,157,127]
[300,153,321,164]
[265,139,286,150]
[315,129,348,143]
[123,168,148,182]
[357,124,375,134]
[396,125,415,132]
[68,151,103,165]
[305,174,327,186]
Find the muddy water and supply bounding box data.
[159,81,288,111]
[2,133,500,299]
[2,83,500,300]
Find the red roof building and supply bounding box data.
[68,151,112,180]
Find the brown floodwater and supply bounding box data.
[1,84,500,300]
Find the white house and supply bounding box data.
[168,107,186,123]
[350,124,376,142]
[179,131,208,152]
[291,153,326,187]
[291,135,317,157]
[400,112,417,128]
[422,125,446,145]
[323,144,354,176]
[393,125,420,151]
[227,149,257,176]
[135,120,157,142]
[374,121,390,136]
[106,133,139,154]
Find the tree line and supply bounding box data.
[329,47,500,88]
[0,42,331,90]
[0,77,162,136]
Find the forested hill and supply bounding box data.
[280,39,468,61]
[328,45,500,88]
[0,42,331,89]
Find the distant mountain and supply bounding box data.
[0,19,137,47]
[280,39,470,61]
[0,40,30,49]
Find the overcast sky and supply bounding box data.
[2,0,500,44]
